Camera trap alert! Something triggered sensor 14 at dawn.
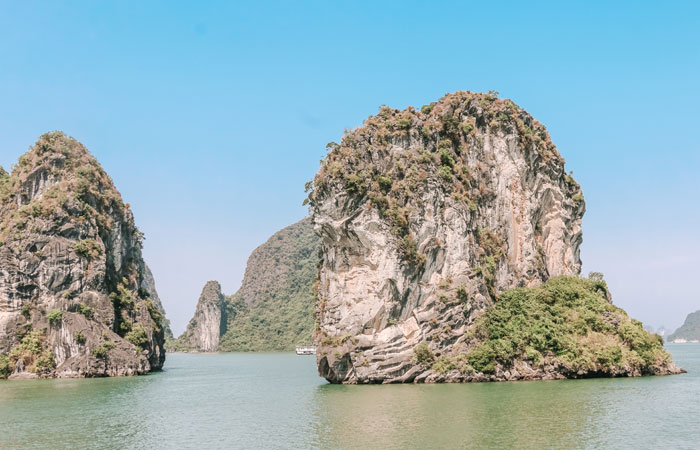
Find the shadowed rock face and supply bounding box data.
[177,281,226,352]
[308,92,585,383]
[0,132,167,378]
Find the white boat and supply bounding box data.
[295,346,316,355]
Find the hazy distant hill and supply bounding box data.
[668,311,700,341]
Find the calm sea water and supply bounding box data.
[1,344,699,449]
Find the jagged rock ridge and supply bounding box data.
[0,132,167,378]
[307,91,680,383]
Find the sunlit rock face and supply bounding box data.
[177,281,227,352]
[0,132,167,378]
[308,92,585,383]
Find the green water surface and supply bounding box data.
[1,344,698,449]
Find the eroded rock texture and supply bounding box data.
[0,132,167,378]
[308,91,586,383]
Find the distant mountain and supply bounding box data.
[218,218,319,351]
[171,218,320,352]
[668,311,700,341]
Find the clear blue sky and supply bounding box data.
[1,1,698,335]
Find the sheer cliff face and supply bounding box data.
[0,132,167,378]
[308,92,585,383]
[178,281,226,352]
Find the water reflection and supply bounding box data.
[311,380,597,449]
[1,346,698,449]
[309,346,700,450]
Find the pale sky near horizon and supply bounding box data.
[1,1,698,335]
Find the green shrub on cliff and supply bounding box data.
[0,354,10,378]
[414,343,435,365]
[92,345,108,358]
[0,166,12,203]
[47,310,63,325]
[110,281,134,307]
[7,330,54,374]
[74,331,86,344]
[34,351,55,371]
[73,239,102,260]
[463,276,671,375]
[77,303,93,318]
[125,325,149,349]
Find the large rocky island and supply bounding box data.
[306,91,682,383]
[171,218,319,352]
[0,132,167,378]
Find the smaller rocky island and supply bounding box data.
[668,310,700,342]
[0,132,168,379]
[172,281,227,352]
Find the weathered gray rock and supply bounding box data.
[308,92,585,383]
[176,281,226,352]
[0,132,167,378]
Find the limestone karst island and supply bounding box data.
[1,2,698,449]
[0,133,167,378]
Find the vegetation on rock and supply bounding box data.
[306,91,581,265]
[218,218,320,351]
[1,329,55,378]
[434,276,675,378]
[47,310,63,325]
